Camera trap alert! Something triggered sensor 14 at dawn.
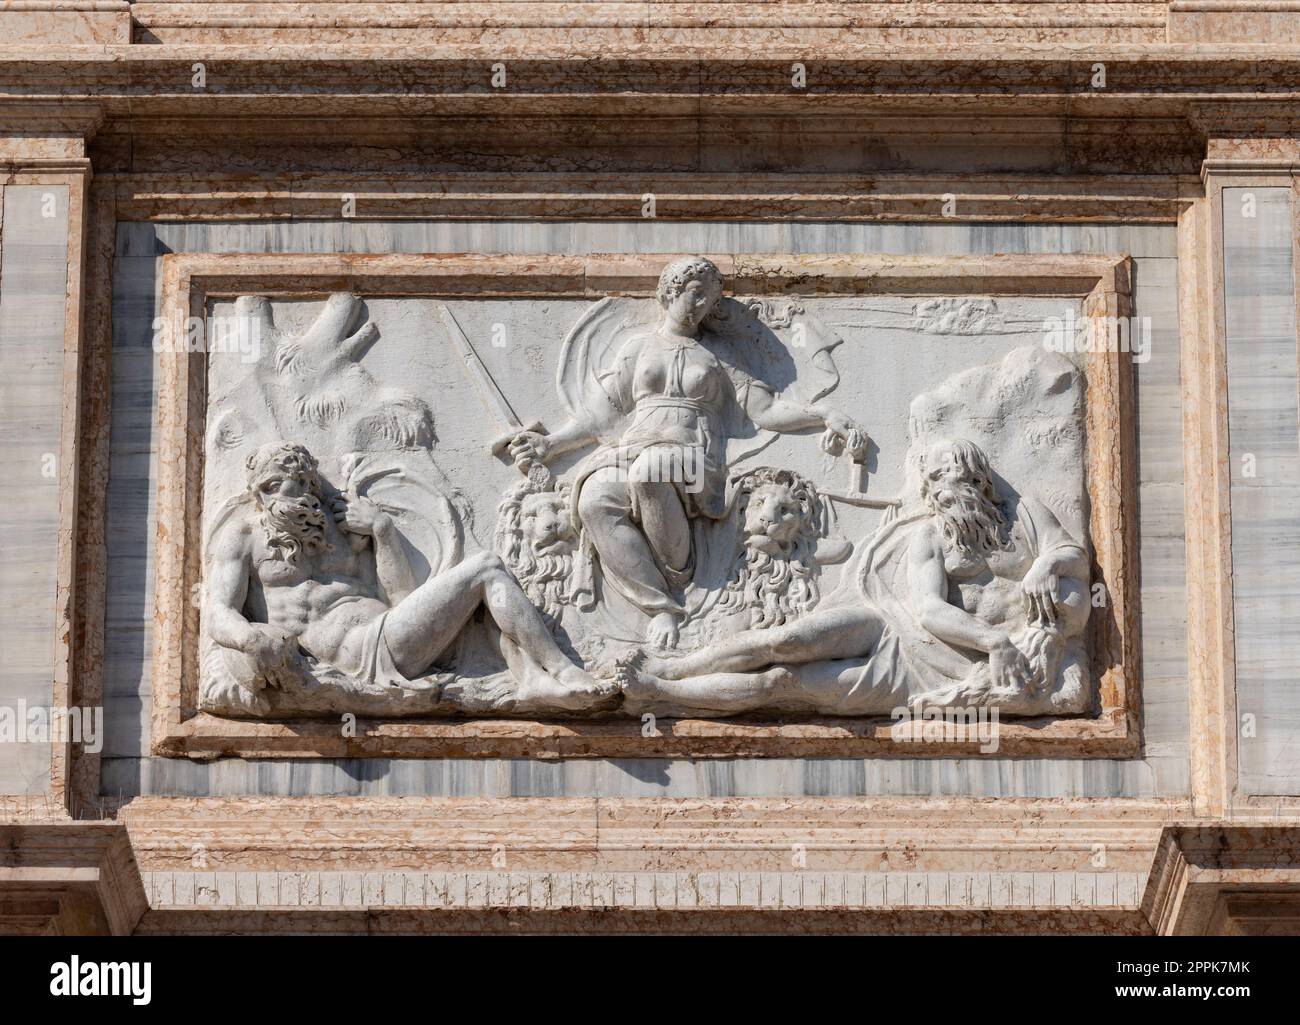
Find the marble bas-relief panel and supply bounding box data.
[197,257,1097,723]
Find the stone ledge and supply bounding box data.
[0,2,130,45]
[140,868,1150,912]
[1141,825,1300,935]
[1170,1,1300,44]
[134,905,1152,934]
[0,822,149,935]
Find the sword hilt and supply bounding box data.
[490,420,545,459]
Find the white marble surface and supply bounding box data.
[0,185,68,795]
[203,292,1088,589]
[1223,186,1300,798]
[101,219,1189,798]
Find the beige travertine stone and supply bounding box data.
[1142,825,1300,935]
[1169,1,1300,43]
[0,822,147,935]
[0,5,129,46]
[106,172,1191,223]
[0,0,1297,936]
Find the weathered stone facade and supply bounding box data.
[2,2,1300,935]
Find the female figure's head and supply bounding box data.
[656,256,724,337]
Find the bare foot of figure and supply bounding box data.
[609,650,658,707]
[544,664,622,713]
[495,632,621,714]
[457,664,619,715]
[646,612,680,650]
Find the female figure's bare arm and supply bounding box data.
[745,383,868,459]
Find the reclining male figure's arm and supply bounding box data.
[207,520,300,688]
[369,513,420,605]
[908,526,1010,654]
[1022,497,1089,581]
[207,522,260,653]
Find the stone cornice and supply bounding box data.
[0,99,103,163]
[1140,825,1300,934]
[0,49,1299,123]
[0,823,148,936]
[4,45,1300,82]
[107,796,1175,933]
[0,50,1296,177]
[105,171,1194,223]
[0,99,103,133]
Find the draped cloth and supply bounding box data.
[817,502,1047,712]
[556,296,845,637]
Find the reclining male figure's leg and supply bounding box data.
[649,605,882,680]
[382,550,576,680]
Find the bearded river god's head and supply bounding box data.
[245,441,329,562]
[919,437,1011,559]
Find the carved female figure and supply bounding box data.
[507,256,867,648]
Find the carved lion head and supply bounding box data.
[494,482,578,620]
[519,490,576,557]
[736,467,826,556]
[716,468,832,630]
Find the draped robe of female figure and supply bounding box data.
[557,297,845,642]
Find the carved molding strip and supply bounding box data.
[105,172,1191,224]
[141,868,1150,912]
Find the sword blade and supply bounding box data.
[435,303,543,457]
[436,302,523,432]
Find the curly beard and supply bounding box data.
[717,547,819,630]
[926,481,1010,559]
[259,492,328,563]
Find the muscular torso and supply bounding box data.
[941,520,1036,629]
[250,516,385,663]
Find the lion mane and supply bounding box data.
[715,467,830,630]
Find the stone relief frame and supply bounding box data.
[149,251,1139,760]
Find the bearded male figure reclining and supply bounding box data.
[206,441,614,714]
[616,438,1092,717]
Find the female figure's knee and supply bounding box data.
[627,448,658,485]
[629,447,686,489]
[576,475,620,526]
